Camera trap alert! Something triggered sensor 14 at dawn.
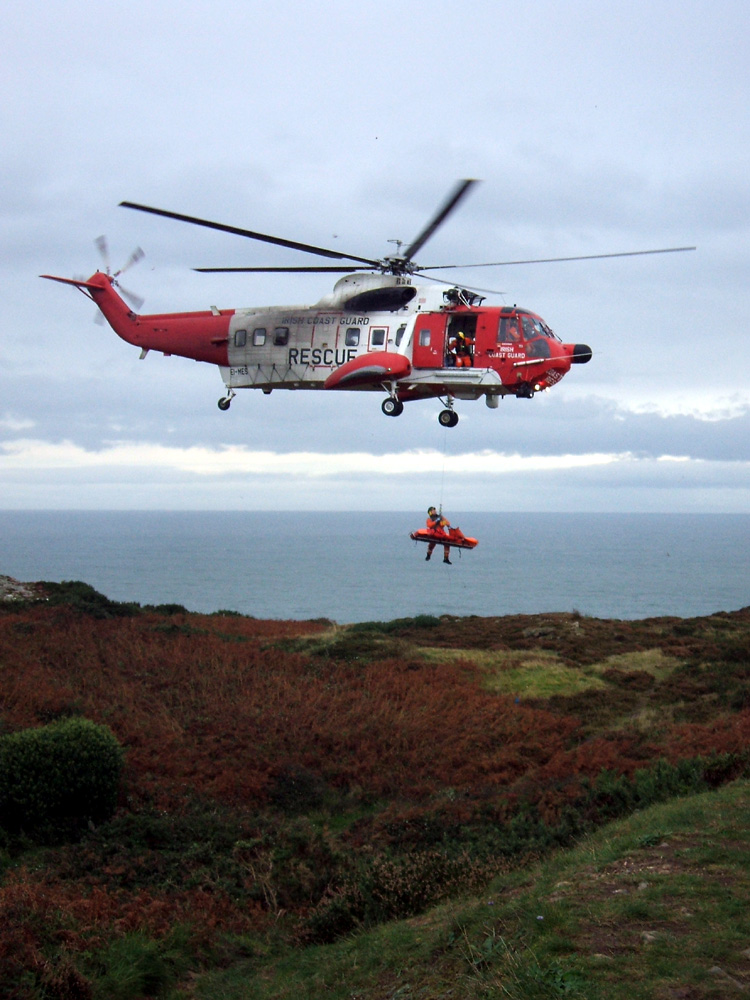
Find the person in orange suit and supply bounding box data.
[425,506,452,564]
[449,330,474,367]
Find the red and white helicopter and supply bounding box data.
[43,180,694,426]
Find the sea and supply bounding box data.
[0,511,748,624]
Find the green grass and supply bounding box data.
[418,646,608,699]
[183,780,750,999]
[597,648,681,681]
[353,640,681,702]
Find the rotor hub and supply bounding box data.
[381,256,418,276]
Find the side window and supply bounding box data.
[419,328,431,346]
[370,327,386,348]
[395,324,406,346]
[274,326,290,346]
[345,328,360,347]
[253,328,267,346]
[497,317,520,343]
[234,329,247,348]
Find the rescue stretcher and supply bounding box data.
[409,527,478,550]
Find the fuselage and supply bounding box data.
[49,270,591,414]
[220,295,590,402]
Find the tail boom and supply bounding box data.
[42,271,232,366]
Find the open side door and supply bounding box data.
[411,314,448,368]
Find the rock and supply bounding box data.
[0,574,41,603]
[708,967,746,991]
[522,625,555,638]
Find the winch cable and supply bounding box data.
[438,423,447,520]
[438,423,462,562]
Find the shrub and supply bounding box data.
[350,614,442,635]
[309,632,404,662]
[86,930,193,1000]
[301,849,491,943]
[145,602,189,615]
[0,718,124,841]
[40,580,140,618]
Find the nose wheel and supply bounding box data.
[218,388,236,411]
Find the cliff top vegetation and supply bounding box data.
[1,578,748,998]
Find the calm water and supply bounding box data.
[0,511,748,623]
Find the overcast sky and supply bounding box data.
[2,0,749,512]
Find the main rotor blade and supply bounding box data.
[402,179,479,262]
[119,201,380,267]
[416,271,505,295]
[418,246,696,270]
[194,265,375,273]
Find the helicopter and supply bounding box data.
[42,180,694,427]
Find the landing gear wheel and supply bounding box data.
[218,397,232,411]
[438,409,459,427]
[382,397,404,417]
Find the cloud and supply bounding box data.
[3,389,750,470]
[597,395,750,423]
[0,438,626,477]
[0,415,35,432]
[2,437,748,492]
[2,438,749,514]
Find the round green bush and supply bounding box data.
[0,717,124,840]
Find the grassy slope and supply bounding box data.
[1,584,749,998]
[193,781,750,999]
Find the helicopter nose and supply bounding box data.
[570,344,592,364]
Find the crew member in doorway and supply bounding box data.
[425,506,452,564]
[449,330,474,367]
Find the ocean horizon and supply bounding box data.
[1,510,748,623]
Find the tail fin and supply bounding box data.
[41,271,142,346]
[40,274,104,292]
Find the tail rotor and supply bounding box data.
[95,236,145,310]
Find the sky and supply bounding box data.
[1,0,749,512]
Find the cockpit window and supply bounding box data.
[522,315,544,339]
